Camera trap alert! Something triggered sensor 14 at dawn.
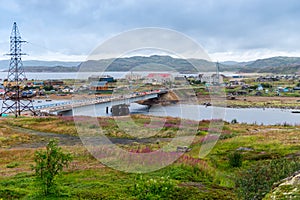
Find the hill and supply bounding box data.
[24,66,79,72]
[78,55,236,73]
[1,56,300,74]
[239,56,300,73]
[0,60,80,71]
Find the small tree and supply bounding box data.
[33,139,72,195]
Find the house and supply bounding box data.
[125,73,142,80]
[88,75,114,83]
[200,75,213,83]
[143,73,173,85]
[61,86,74,93]
[100,76,114,83]
[211,74,223,84]
[33,81,44,87]
[146,73,173,83]
[89,81,113,94]
[44,80,64,86]
[174,76,187,85]
[199,74,225,84]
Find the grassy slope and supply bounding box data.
[0,116,299,199]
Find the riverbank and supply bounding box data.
[196,94,300,109]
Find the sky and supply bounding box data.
[0,0,300,62]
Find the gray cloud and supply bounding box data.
[0,0,300,61]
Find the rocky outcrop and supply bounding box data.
[264,171,300,199]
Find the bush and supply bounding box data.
[32,139,72,195]
[228,152,243,168]
[132,175,176,199]
[235,158,300,200]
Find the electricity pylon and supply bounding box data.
[1,22,35,117]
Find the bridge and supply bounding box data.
[35,90,167,116]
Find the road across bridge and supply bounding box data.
[37,90,167,115]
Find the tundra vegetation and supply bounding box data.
[0,115,299,199]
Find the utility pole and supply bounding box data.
[215,61,220,85]
[1,22,35,117]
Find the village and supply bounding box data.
[0,72,299,104]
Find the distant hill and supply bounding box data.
[23,66,79,72]
[254,65,300,74]
[78,55,236,73]
[221,61,239,65]
[246,56,300,68]
[0,60,80,71]
[78,56,300,73]
[221,60,254,66]
[1,56,300,74]
[239,56,300,73]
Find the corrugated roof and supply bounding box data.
[90,81,108,86]
[147,73,171,78]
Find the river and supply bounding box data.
[0,72,126,80]
[0,72,184,80]
[64,103,299,126]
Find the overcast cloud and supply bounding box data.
[0,0,300,61]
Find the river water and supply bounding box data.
[65,103,300,126]
[0,72,182,80]
[141,104,299,125]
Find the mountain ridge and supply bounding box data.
[0,55,300,73]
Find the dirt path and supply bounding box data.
[9,126,82,148]
[8,126,172,149]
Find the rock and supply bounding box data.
[236,147,253,151]
[264,171,300,199]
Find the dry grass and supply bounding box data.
[0,148,35,177]
[0,124,42,148]
[0,145,106,177]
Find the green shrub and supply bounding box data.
[228,152,243,168]
[131,175,176,199]
[32,139,72,195]
[235,158,300,200]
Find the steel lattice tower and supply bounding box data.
[1,22,35,117]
